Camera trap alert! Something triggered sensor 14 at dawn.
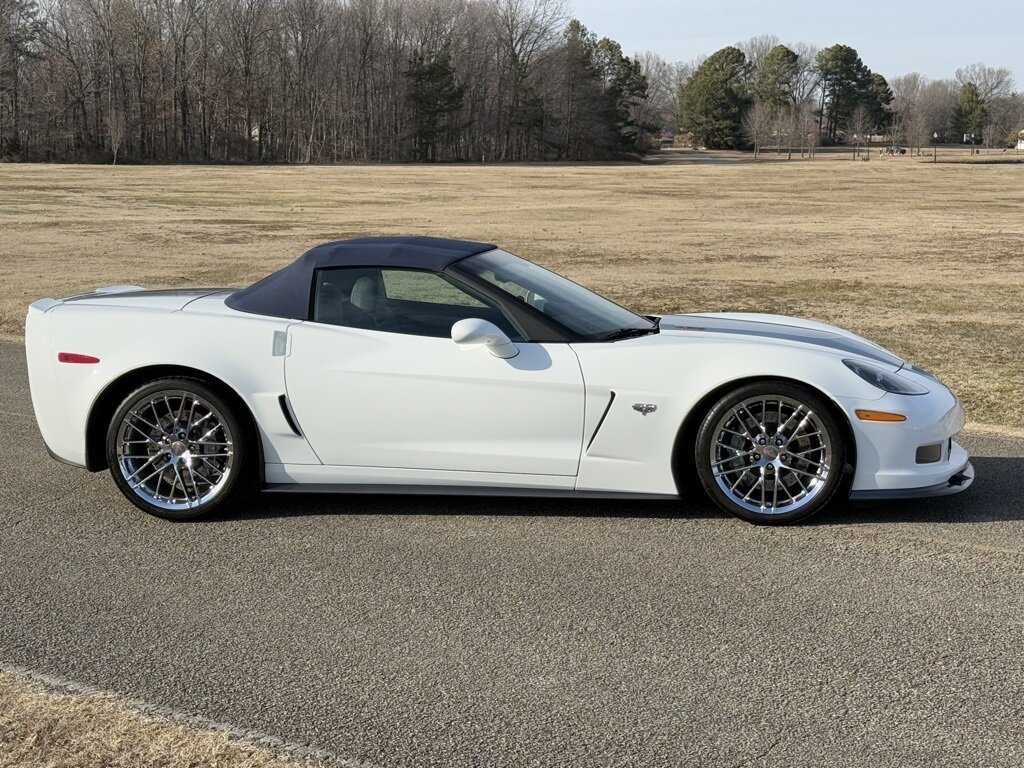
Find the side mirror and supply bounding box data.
[451,318,519,359]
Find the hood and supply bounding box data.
[658,312,904,370]
[59,287,231,312]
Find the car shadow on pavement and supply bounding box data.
[824,455,1018,525]
[201,456,1020,525]
[205,491,721,523]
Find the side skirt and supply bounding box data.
[263,483,681,501]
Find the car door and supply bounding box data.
[284,266,585,476]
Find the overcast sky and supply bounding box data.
[572,0,1022,85]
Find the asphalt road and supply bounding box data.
[1,340,1023,767]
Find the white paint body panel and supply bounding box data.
[25,290,970,501]
[25,291,320,468]
[285,322,585,475]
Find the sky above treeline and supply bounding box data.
[574,0,1021,85]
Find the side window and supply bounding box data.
[381,270,486,308]
[312,268,523,340]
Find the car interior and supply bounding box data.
[313,267,524,340]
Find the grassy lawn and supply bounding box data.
[1,159,1021,431]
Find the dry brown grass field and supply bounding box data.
[0,671,311,768]
[1,159,1021,431]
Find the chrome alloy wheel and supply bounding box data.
[115,389,235,512]
[708,395,833,516]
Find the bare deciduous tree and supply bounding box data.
[890,72,927,154]
[634,50,676,133]
[104,107,126,163]
[849,103,871,158]
[955,62,1014,102]
[742,99,770,158]
[738,33,779,75]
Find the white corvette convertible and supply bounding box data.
[26,236,972,524]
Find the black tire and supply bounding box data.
[693,381,849,525]
[105,377,254,520]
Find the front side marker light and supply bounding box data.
[856,409,907,422]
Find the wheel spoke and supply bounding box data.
[739,404,765,437]
[742,474,765,503]
[130,462,164,489]
[794,456,825,469]
[124,423,162,443]
[719,427,750,442]
[190,411,212,431]
[785,466,826,480]
[200,457,225,476]
[713,450,757,467]
[730,409,756,441]
[786,470,808,494]
[776,404,804,438]
[187,465,205,498]
[788,446,824,457]
[130,412,167,436]
[198,424,221,442]
[124,453,162,482]
[172,465,190,507]
[714,465,751,478]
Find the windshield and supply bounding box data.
[455,250,656,341]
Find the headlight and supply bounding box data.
[843,359,929,395]
[904,363,938,382]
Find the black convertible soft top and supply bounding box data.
[225,236,495,320]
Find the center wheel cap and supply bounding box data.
[170,441,188,457]
[762,446,780,461]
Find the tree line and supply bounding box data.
[676,35,1022,158]
[0,0,655,162]
[1,0,1021,164]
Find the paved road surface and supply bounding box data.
[1,341,1022,767]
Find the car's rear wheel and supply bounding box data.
[694,381,848,524]
[106,378,251,520]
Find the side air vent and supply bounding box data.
[278,395,303,436]
[586,391,616,452]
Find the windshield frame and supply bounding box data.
[449,249,657,343]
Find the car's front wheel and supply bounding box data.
[106,377,252,520]
[694,381,848,524]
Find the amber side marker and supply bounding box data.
[855,409,907,422]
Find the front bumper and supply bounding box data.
[849,461,973,500]
[840,380,970,495]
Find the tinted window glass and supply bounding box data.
[313,267,523,340]
[456,250,654,340]
[381,270,487,307]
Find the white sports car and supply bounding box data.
[26,236,973,524]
